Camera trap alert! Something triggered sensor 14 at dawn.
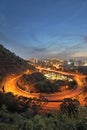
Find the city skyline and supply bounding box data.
[0,0,87,60]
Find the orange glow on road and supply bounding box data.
[4,68,87,110]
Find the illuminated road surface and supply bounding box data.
[4,75,39,98]
[4,69,86,109]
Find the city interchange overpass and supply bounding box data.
[4,67,86,109]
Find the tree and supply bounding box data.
[33,115,46,130]
[25,120,33,130]
[60,98,80,117]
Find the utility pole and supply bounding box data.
[2,85,5,92]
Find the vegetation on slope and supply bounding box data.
[18,72,77,93]
[0,44,35,85]
[18,72,61,93]
[0,92,87,130]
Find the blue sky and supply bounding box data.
[0,0,87,59]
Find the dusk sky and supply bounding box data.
[0,0,87,60]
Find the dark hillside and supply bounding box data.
[0,44,35,84]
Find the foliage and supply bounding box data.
[60,98,80,117]
[68,80,77,89]
[0,94,86,130]
[19,72,46,85]
[0,104,87,130]
[18,73,62,93]
[0,44,35,84]
[0,92,42,115]
[18,72,76,93]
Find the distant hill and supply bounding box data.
[0,44,35,83]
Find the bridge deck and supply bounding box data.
[37,99,64,102]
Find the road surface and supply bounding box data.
[4,68,86,109]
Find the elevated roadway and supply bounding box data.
[4,68,86,109]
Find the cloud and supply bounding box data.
[71,51,87,58]
[68,43,84,50]
[7,45,48,59]
[31,46,47,52]
[29,35,86,59]
[0,32,19,47]
[0,31,87,60]
[84,36,87,43]
[56,41,87,59]
[0,32,11,43]
[0,32,48,59]
[31,34,41,43]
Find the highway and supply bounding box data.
[4,68,87,109]
[4,75,40,98]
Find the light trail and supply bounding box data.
[4,67,87,109]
